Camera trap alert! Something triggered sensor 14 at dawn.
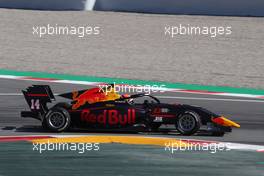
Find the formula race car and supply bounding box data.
[21,85,240,136]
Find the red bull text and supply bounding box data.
[81,109,136,125]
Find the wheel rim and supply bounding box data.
[178,115,196,131]
[48,112,66,129]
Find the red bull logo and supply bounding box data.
[72,86,121,110]
[81,109,136,125]
[72,88,107,110]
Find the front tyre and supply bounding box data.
[176,111,201,135]
[44,107,71,132]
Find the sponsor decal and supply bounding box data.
[153,108,161,114]
[153,117,163,122]
[151,108,174,118]
[81,109,136,125]
[72,88,107,109]
[71,86,121,109]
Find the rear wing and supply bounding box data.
[22,85,55,116]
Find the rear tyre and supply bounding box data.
[176,111,201,135]
[44,107,71,132]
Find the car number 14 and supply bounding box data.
[31,99,40,110]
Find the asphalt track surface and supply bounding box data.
[0,78,264,145]
[1,142,264,176]
[0,9,264,89]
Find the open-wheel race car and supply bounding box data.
[21,85,240,136]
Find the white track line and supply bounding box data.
[156,96,264,103]
[1,74,264,99]
[0,93,23,96]
[1,93,264,103]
